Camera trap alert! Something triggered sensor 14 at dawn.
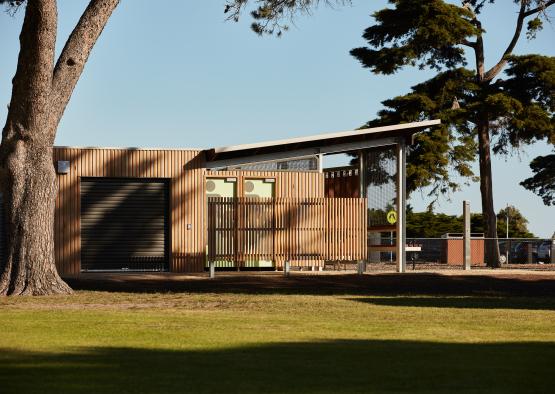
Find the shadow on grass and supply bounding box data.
[64,272,555,297]
[345,296,555,311]
[1,340,554,394]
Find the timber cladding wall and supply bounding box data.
[53,147,324,275]
[208,170,324,198]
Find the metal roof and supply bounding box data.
[53,119,441,164]
[54,146,202,152]
[205,119,441,163]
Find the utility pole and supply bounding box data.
[506,204,509,239]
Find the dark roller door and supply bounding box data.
[81,179,169,271]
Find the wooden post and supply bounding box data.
[463,200,471,270]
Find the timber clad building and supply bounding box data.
[1,120,441,275]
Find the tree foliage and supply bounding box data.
[225,0,350,36]
[406,209,463,238]
[351,1,554,200]
[361,68,479,197]
[1,0,25,5]
[351,1,480,74]
[495,205,535,238]
[362,54,555,198]
[520,153,555,205]
[406,205,535,238]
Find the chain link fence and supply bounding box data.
[362,236,554,271]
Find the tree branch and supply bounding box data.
[461,39,477,48]
[50,0,120,134]
[524,0,555,17]
[2,0,57,141]
[462,4,486,80]
[483,0,554,82]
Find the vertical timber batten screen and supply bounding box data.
[53,147,208,274]
[207,197,367,265]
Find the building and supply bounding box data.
[1,120,441,275]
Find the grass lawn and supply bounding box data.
[1,289,555,393]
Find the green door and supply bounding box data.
[206,178,237,268]
[244,178,275,268]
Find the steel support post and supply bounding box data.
[209,260,215,278]
[396,139,407,273]
[358,150,368,270]
[358,150,366,198]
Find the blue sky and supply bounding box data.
[1,1,553,237]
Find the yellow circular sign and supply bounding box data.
[386,210,397,224]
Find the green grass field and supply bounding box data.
[1,291,555,393]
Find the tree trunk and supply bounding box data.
[0,0,119,295]
[477,115,500,268]
[0,139,72,295]
[0,0,71,295]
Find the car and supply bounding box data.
[537,241,553,263]
[510,241,538,264]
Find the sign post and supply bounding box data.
[387,210,397,225]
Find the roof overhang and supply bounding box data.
[204,119,441,169]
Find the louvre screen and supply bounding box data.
[226,156,318,171]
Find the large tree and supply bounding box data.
[350,0,554,266]
[0,0,120,295]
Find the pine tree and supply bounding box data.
[350,0,554,266]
